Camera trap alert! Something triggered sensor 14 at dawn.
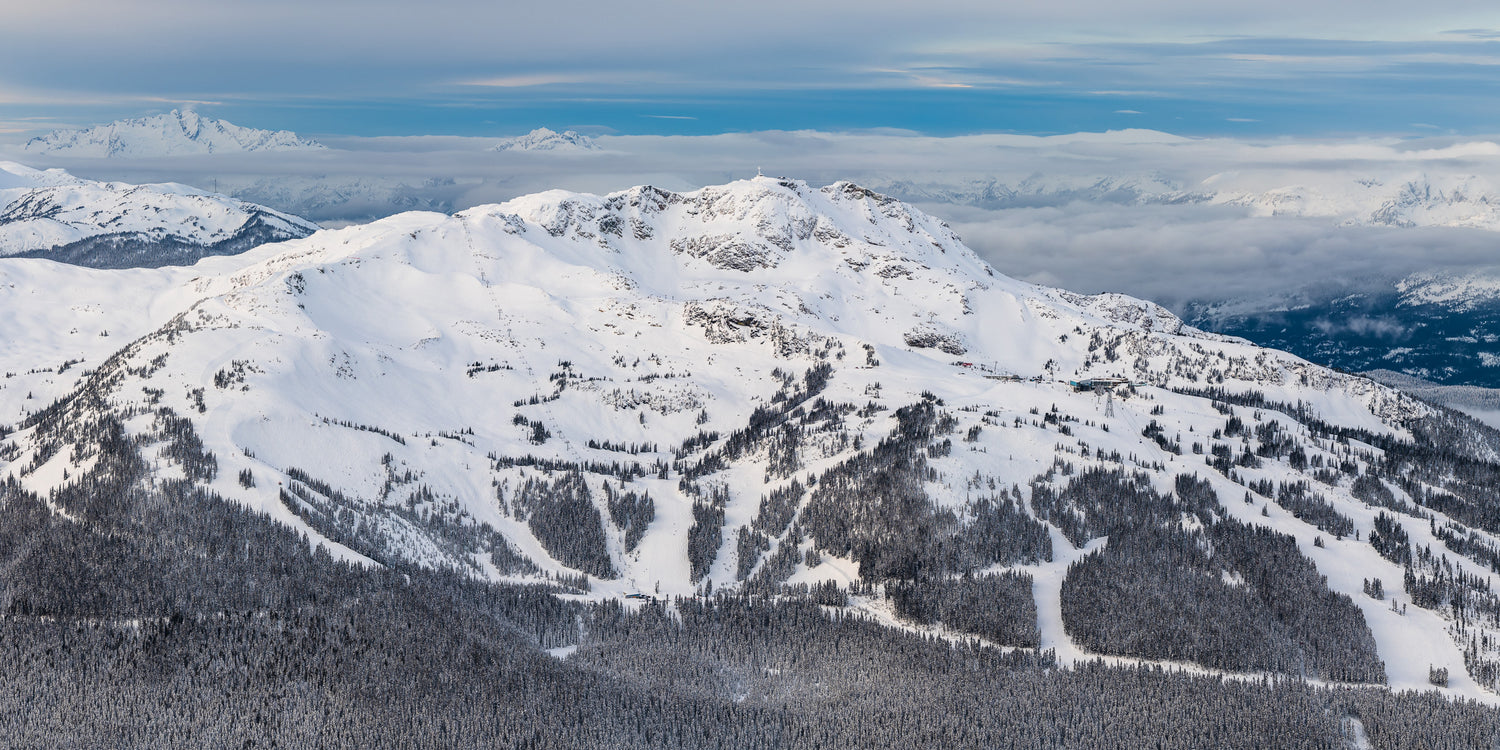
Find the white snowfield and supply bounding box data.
[23,109,325,158]
[0,176,1495,704]
[0,161,318,259]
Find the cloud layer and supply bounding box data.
[11,127,1500,313]
[940,203,1500,310]
[8,126,1500,316]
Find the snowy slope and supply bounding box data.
[23,110,324,157]
[0,161,318,267]
[3,176,1498,704]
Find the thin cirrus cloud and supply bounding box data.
[4,2,1500,136]
[459,74,607,89]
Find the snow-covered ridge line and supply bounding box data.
[1398,270,1500,312]
[0,160,318,266]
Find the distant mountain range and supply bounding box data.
[0,161,317,267]
[122,158,1500,236]
[1189,270,1500,388]
[14,122,1500,233]
[875,171,1500,232]
[491,127,599,152]
[23,109,324,158]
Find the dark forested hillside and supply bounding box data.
[0,395,1493,748]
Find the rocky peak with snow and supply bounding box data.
[23,109,325,158]
[491,127,600,152]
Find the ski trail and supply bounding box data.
[457,214,581,461]
[1033,524,1104,667]
[459,215,625,582]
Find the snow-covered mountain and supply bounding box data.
[877,171,1500,231]
[1398,269,1500,313]
[1189,268,1500,388]
[23,109,324,158]
[491,127,599,152]
[0,161,318,267]
[6,177,1500,732]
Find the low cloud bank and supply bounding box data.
[935,202,1500,311]
[8,129,1500,311]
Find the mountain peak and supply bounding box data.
[478,176,975,287]
[491,127,600,152]
[23,111,325,158]
[173,108,202,138]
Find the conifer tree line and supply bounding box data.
[799,396,1048,581]
[511,469,616,579]
[604,481,655,552]
[1178,384,1500,688]
[1035,469,1383,681]
[887,571,1040,647]
[689,382,1389,683]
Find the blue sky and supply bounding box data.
[5,1,1500,138]
[9,2,1500,317]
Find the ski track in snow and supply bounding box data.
[1033,526,1101,668]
